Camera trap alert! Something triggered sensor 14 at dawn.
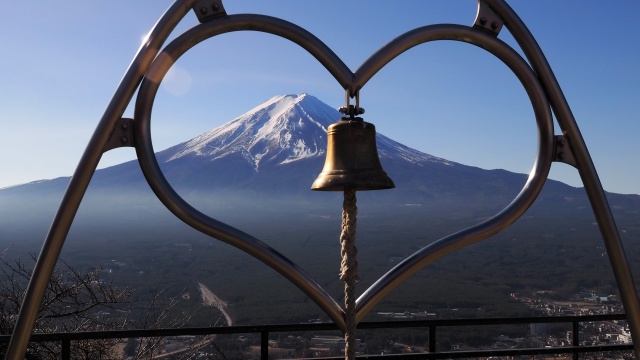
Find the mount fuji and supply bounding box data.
[147,93,459,198]
[3,93,638,216]
[79,93,539,208]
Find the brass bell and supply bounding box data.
[311,116,395,191]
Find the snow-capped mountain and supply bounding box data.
[5,93,624,215]
[138,93,470,198]
[163,94,332,171]
[158,93,448,173]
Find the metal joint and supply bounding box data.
[338,105,365,118]
[103,118,135,153]
[192,0,226,23]
[340,90,365,118]
[553,135,577,168]
[473,0,504,36]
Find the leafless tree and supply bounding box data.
[125,278,197,359]
[0,249,131,358]
[0,249,197,359]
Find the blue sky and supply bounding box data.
[1,1,639,195]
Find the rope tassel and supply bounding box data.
[340,187,359,360]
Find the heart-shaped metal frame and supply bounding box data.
[7,1,640,359]
[133,14,554,330]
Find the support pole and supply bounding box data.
[483,1,640,357]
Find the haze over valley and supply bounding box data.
[1,94,639,329]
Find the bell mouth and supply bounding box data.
[311,117,395,191]
[311,169,395,191]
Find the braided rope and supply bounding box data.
[340,188,359,360]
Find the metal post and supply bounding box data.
[261,329,269,360]
[3,1,198,359]
[429,325,436,353]
[484,1,640,358]
[573,320,580,360]
[61,339,71,360]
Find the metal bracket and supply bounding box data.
[553,135,577,168]
[192,0,226,23]
[473,0,504,36]
[339,90,365,118]
[103,118,135,153]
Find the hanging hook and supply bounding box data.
[339,90,365,119]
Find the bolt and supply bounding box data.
[200,7,208,15]
[558,152,565,161]
[121,136,128,144]
[480,17,487,25]
[558,138,566,147]
[121,123,128,131]
[491,22,499,30]
[213,3,220,11]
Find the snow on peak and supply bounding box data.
[376,134,452,166]
[161,93,451,172]
[166,94,340,170]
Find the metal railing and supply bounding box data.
[0,314,633,359]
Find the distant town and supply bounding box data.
[510,289,631,347]
[115,287,632,359]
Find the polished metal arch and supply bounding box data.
[135,14,352,331]
[6,1,639,359]
[354,24,556,321]
[133,14,553,332]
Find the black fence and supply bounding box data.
[0,314,634,359]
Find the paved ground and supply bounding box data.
[198,282,232,326]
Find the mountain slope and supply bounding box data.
[3,94,640,327]
[161,94,333,170]
[147,93,459,196]
[2,93,637,216]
